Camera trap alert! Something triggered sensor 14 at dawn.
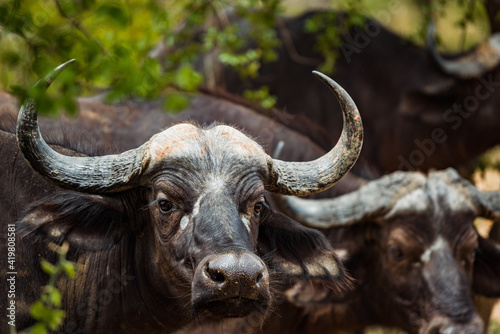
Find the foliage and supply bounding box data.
[477,147,500,174]
[20,242,76,334]
[0,0,282,111]
[156,0,282,108]
[0,0,494,112]
[490,320,500,334]
[243,86,276,109]
[411,0,487,49]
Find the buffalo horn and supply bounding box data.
[16,60,150,193]
[267,71,363,196]
[427,22,500,80]
[439,168,500,222]
[276,171,426,229]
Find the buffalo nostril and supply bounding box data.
[205,253,238,285]
[205,261,228,284]
[208,268,226,283]
[256,272,263,283]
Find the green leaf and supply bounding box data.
[61,260,76,279]
[46,309,65,330]
[96,4,130,28]
[175,64,202,92]
[46,286,62,307]
[40,260,57,276]
[30,301,50,321]
[243,87,276,109]
[30,322,47,334]
[165,93,188,112]
[31,300,66,330]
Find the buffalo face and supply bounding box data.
[279,169,500,334]
[137,127,352,319]
[140,135,273,318]
[379,204,483,333]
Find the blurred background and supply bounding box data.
[0,0,495,110]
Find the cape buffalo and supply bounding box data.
[264,168,500,334]
[0,61,363,333]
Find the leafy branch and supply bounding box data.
[19,242,76,334]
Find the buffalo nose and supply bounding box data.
[192,252,271,317]
[205,253,266,288]
[426,314,483,334]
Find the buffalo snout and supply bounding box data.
[191,252,271,318]
[423,314,483,334]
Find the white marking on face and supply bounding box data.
[192,195,203,219]
[421,237,448,263]
[240,214,251,233]
[180,216,189,230]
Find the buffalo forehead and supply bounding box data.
[149,123,202,159]
[149,123,267,166]
[385,178,475,220]
[382,178,477,248]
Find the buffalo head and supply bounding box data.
[14,60,363,331]
[278,168,500,334]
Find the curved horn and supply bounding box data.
[427,22,500,79]
[437,168,500,222]
[267,71,363,196]
[276,171,426,229]
[17,60,150,193]
[471,190,500,221]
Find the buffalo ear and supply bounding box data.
[19,191,128,251]
[472,235,500,297]
[257,209,349,287]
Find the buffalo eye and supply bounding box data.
[389,246,404,262]
[158,200,173,214]
[462,249,476,267]
[469,249,477,260]
[254,202,264,215]
[469,249,476,260]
